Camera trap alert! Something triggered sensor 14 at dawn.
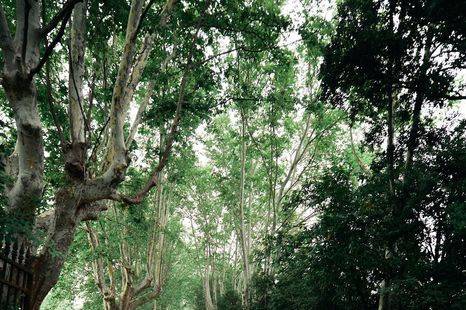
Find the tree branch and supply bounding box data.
[130,284,162,309]
[117,65,190,205]
[41,0,82,36]
[105,0,177,178]
[133,0,156,38]
[85,223,114,301]
[101,0,145,184]
[78,203,108,221]
[68,39,91,136]
[29,10,72,78]
[133,275,153,297]
[113,12,206,205]
[44,57,67,148]
[442,95,466,100]
[20,0,32,62]
[42,0,67,148]
[126,48,175,148]
[276,112,313,207]
[349,123,370,175]
[126,81,154,148]
[0,4,14,62]
[122,33,155,113]
[134,0,176,39]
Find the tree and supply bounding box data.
[0,0,288,307]
[321,0,466,308]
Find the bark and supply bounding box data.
[3,77,44,219]
[0,4,14,68]
[26,4,90,306]
[122,34,155,114]
[1,0,85,305]
[274,114,343,232]
[114,5,206,205]
[212,266,218,308]
[68,0,87,144]
[378,58,397,310]
[41,0,82,36]
[266,102,279,235]
[378,5,401,308]
[150,212,169,309]
[30,187,86,308]
[66,0,87,180]
[102,0,144,185]
[1,0,126,307]
[154,182,168,286]
[115,52,193,205]
[2,0,43,219]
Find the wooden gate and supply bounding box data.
[0,236,33,309]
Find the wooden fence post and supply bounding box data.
[0,235,33,309]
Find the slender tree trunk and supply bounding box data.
[238,110,250,309]
[212,254,218,308]
[204,244,215,310]
[378,82,395,310]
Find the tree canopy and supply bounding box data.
[0,0,464,309]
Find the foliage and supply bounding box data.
[0,0,464,309]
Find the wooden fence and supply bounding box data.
[0,236,33,309]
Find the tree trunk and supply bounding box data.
[204,264,215,310]
[2,78,44,222]
[30,187,85,308]
[238,110,250,309]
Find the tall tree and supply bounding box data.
[320,0,466,309]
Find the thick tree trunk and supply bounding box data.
[29,187,84,308]
[2,78,44,221]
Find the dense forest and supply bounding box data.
[0,0,465,309]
